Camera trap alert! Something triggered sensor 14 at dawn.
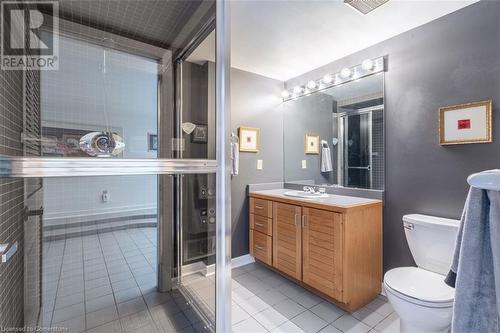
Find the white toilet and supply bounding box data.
[384,214,459,333]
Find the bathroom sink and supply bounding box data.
[284,190,328,199]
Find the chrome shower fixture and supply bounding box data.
[79,132,125,157]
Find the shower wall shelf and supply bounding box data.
[0,157,217,178]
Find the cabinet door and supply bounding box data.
[302,207,343,300]
[273,202,302,280]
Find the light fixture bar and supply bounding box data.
[281,56,385,102]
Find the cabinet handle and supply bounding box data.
[255,205,264,210]
[255,222,264,227]
[255,245,264,250]
[302,215,307,227]
[294,214,300,226]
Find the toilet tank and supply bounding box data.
[403,214,460,275]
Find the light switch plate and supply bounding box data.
[257,159,263,170]
[302,160,307,169]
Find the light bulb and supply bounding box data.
[361,59,374,71]
[281,90,290,99]
[322,74,333,84]
[340,68,352,79]
[306,80,317,90]
[293,86,303,95]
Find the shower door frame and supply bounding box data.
[169,2,232,331]
[338,105,384,189]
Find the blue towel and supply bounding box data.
[446,187,500,332]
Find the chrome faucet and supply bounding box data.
[303,186,315,193]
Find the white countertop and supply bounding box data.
[250,188,380,208]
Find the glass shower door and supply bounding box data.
[0,2,230,332]
[0,25,218,333]
[173,37,218,328]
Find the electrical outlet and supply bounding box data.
[257,159,263,170]
[102,190,110,203]
[302,160,307,169]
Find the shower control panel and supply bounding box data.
[200,207,216,224]
[199,186,215,200]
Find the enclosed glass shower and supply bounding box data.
[0,1,231,332]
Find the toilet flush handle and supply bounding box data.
[404,222,414,230]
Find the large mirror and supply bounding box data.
[283,72,384,190]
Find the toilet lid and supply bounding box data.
[384,267,454,304]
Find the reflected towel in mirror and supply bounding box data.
[321,140,333,172]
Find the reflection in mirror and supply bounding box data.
[283,72,384,190]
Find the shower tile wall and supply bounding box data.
[372,110,384,190]
[55,1,209,51]
[0,9,42,327]
[0,178,25,328]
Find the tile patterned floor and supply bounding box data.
[41,227,206,333]
[40,227,400,333]
[231,262,399,333]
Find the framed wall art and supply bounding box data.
[305,134,320,154]
[439,100,492,145]
[239,127,259,152]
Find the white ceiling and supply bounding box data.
[187,0,478,82]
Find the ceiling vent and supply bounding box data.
[344,0,389,14]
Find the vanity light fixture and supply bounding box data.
[307,80,317,90]
[361,58,374,70]
[280,56,385,102]
[340,67,352,79]
[322,74,333,84]
[352,68,361,80]
[293,86,303,95]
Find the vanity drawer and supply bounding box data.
[250,230,272,265]
[250,197,273,218]
[250,213,272,236]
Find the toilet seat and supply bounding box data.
[384,267,454,308]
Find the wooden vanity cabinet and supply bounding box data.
[249,197,273,265]
[273,202,302,280]
[302,207,344,301]
[249,192,382,312]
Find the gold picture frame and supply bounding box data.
[439,100,492,145]
[305,134,320,154]
[239,126,260,152]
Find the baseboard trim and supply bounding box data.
[232,254,255,268]
[43,206,157,226]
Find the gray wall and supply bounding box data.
[231,68,284,258]
[283,92,336,185]
[286,0,500,271]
